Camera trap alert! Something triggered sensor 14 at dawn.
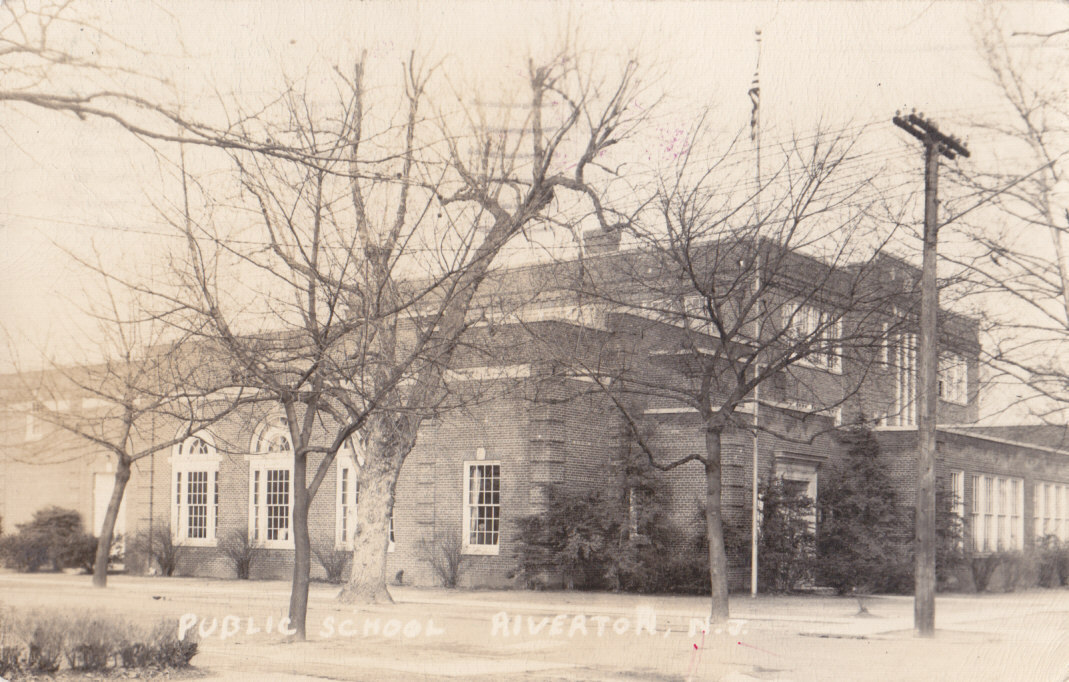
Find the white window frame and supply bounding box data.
[248,417,293,549]
[1035,482,1045,540]
[1063,486,1069,541]
[984,477,995,551]
[783,303,842,374]
[950,470,965,550]
[335,442,362,550]
[1013,479,1024,549]
[938,352,968,405]
[891,333,917,427]
[170,433,220,547]
[970,474,1024,553]
[879,321,891,366]
[462,460,501,555]
[1035,481,1069,543]
[24,402,44,441]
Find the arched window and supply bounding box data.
[249,415,293,548]
[252,415,292,454]
[171,432,219,545]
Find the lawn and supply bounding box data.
[1,573,1067,681]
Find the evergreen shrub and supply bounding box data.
[0,507,97,573]
[817,425,963,594]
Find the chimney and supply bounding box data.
[583,227,621,255]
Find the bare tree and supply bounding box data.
[539,126,910,622]
[947,12,1069,423]
[1,274,251,588]
[4,0,654,636]
[140,46,651,637]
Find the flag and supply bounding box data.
[749,78,759,141]
[749,28,761,141]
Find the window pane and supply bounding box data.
[186,471,208,539]
[338,467,357,545]
[252,470,260,541]
[266,469,290,541]
[467,464,500,546]
[214,471,219,538]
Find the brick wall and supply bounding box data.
[874,427,1069,552]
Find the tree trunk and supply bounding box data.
[338,420,407,605]
[92,458,131,588]
[288,451,311,640]
[704,425,731,623]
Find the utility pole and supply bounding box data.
[892,111,969,637]
[749,27,762,600]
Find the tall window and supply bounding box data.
[336,445,360,549]
[1063,486,1069,540]
[783,303,841,372]
[249,416,292,548]
[984,477,994,551]
[171,433,219,545]
[950,471,964,549]
[938,352,968,405]
[1010,479,1022,550]
[24,402,44,441]
[970,474,1024,552]
[1035,481,1069,542]
[891,333,917,426]
[879,321,891,366]
[463,462,500,554]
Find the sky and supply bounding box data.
[0,0,1066,420]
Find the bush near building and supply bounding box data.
[0,507,97,573]
[817,425,965,594]
[514,481,712,594]
[128,523,182,577]
[963,537,1069,592]
[757,478,817,592]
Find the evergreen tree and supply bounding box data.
[758,477,816,592]
[817,425,913,593]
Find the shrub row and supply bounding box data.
[0,607,197,678]
[962,536,1069,593]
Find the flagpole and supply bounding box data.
[750,27,762,600]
